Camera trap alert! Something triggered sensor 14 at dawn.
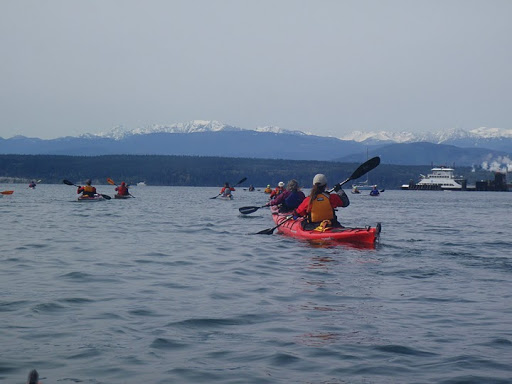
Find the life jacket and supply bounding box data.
[82,185,96,196]
[221,187,233,196]
[308,193,334,223]
[284,190,303,210]
[117,185,129,195]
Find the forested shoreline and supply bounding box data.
[0,154,495,189]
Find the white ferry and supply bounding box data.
[401,167,465,191]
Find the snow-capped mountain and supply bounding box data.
[96,120,307,140]
[340,127,512,144]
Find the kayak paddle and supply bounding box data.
[62,179,111,200]
[255,156,381,235]
[239,204,269,215]
[107,178,135,197]
[256,215,294,235]
[210,177,247,199]
[327,156,381,194]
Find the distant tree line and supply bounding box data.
[0,154,497,189]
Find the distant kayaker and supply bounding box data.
[115,181,130,196]
[29,180,36,189]
[220,182,235,198]
[294,174,350,230]
[268,179,305,213]
[77,179,97,197]
[248,185,255,191]
[264,185,272,194]
[270,181,285,199]
[370,185,380,196]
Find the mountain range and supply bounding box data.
[1,120,511,169]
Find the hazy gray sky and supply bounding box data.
[1,0,511,139]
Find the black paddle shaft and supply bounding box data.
[328,157,381,193]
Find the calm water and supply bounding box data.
[1,184,511,383]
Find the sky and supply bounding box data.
[1,0,511,139]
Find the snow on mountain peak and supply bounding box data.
[469,127,512,138]
[340,126,512,143]
[97,120,309,139]
[341,130,417,143]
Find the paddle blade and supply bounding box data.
[350,156,380,180]
[256,227,275,235]
[101,194,111,200]
[62,179,75,186]
[107,178,116,185]
[239,206,261,214]
[234,177,247,187]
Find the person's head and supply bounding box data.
[224,182,230,187]
[86,179,92,186]
[313,174,327,187]
[267,184,270,188]
[287,179,299,191]
[278,181,285,188]
[309,174,327,203]
[121,182,126,186]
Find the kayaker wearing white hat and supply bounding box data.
[294,174,349,230]
[270,181,285,199]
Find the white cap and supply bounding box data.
[278,181,285,187]
[313,174,327,186]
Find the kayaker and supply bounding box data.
[370,185,380,196]
[268,179,305,212]
[29,180,36,189]
[264,184,272,194]
[270,181,285,199]
[220,182,235,198]
[77,179,97,197]
[115,181,130,196]
[294,174,350,230]
[248,185,255,191]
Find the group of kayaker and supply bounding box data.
[76,179,130,198]
[264,174,349,230]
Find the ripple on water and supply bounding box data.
[167,314,261,329]
[32,302,67,313]
[374,344,438,357]
[150,337,188,350]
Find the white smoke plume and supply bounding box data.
[481,156,512,173]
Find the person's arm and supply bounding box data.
[230,187,235,191]
[330,190,349,208]
[269,190,288,206]
[294,197,310,217]
[77,186,83,194]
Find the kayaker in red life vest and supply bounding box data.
[77,179,97,197]
[220,182,235,197]
[268,179,305,212]
[294,174,350,230]
[115,181,129,196]
[269,181,285,199]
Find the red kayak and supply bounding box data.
[114,194,132,199]
[271,207,380,246]
[78,194,105,202]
